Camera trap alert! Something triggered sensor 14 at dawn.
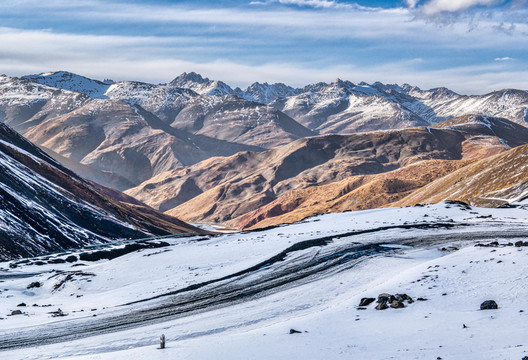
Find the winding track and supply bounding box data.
[0,221,527,351]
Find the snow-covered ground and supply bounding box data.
[1,203,527,359]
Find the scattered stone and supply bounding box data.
[515,241,528,247]
[289,329,302,334]
[480,300,498,310]
[10,310,22,316]
[27,282,41,289]
[442,293,447,296]
[390,300,405,309]
[357,307,367,310]
[375,302,389,311]
[17,303,26,307]
[359,297,375,307]
[65,255,78,263]
[463,324,468,328]
[377,293,390,303]
[49,308,68,317]
[417,298,428,301]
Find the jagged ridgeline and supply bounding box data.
[1,71,528,231]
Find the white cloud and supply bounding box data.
[412,0,506,14]
[0,27,525,95]
[494,56,514,61]
[250,0,351,8]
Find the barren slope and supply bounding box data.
[236,159,472,229]
[395,144,528,207]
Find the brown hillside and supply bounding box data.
[236,159,472,229]
[394,144,528,207]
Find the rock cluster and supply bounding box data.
[359,293,414,310]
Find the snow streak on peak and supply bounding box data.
[23,71,112,99]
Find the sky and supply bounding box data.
[0,0,527,94]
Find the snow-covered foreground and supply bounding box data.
[1,203,528,359]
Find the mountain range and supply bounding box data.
[1,70,528,232]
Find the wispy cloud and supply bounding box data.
[250,0,351,8]
[408,0,506,14]
[494,56,514,61]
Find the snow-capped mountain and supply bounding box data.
[23,71,112,99]
[169,94,314,149]
[0,75,89,131]
[271,79,430,133]
[169,72,235,96]
[104,80,197,124]
[0,123,201,260]
[235,82,302,104]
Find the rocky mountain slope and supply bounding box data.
[394,143,528,208]
[168,94,314,148]
[126,115,526,227]
[0,75,90,132]
[0,123,203,260]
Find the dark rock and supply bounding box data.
[375,302,389,310]
[377,293,390,303]
[397,294,414,303]
[289,329,302,334]
[359,297,375,307]
[445,200,471,210]
[48,258,66,264]
[390,300,405,309]
[34,261,46,266]
[463,324,468,328]
[480,300,498,310]
[17,303,26,307]
[27,281,41,289]
[10,310,22,316]
[65,255,78,263]
[417,298,428,301]
[9,263,17,269]
[515,241,528,247]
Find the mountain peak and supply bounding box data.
[23,71,111,99]
[171,72,209,85]
[169,72,234,96]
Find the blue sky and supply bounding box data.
[0,0,526,93]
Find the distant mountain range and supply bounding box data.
[126,115,528,229]
[1,70,528,231]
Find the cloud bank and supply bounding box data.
[0,0,525,94]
